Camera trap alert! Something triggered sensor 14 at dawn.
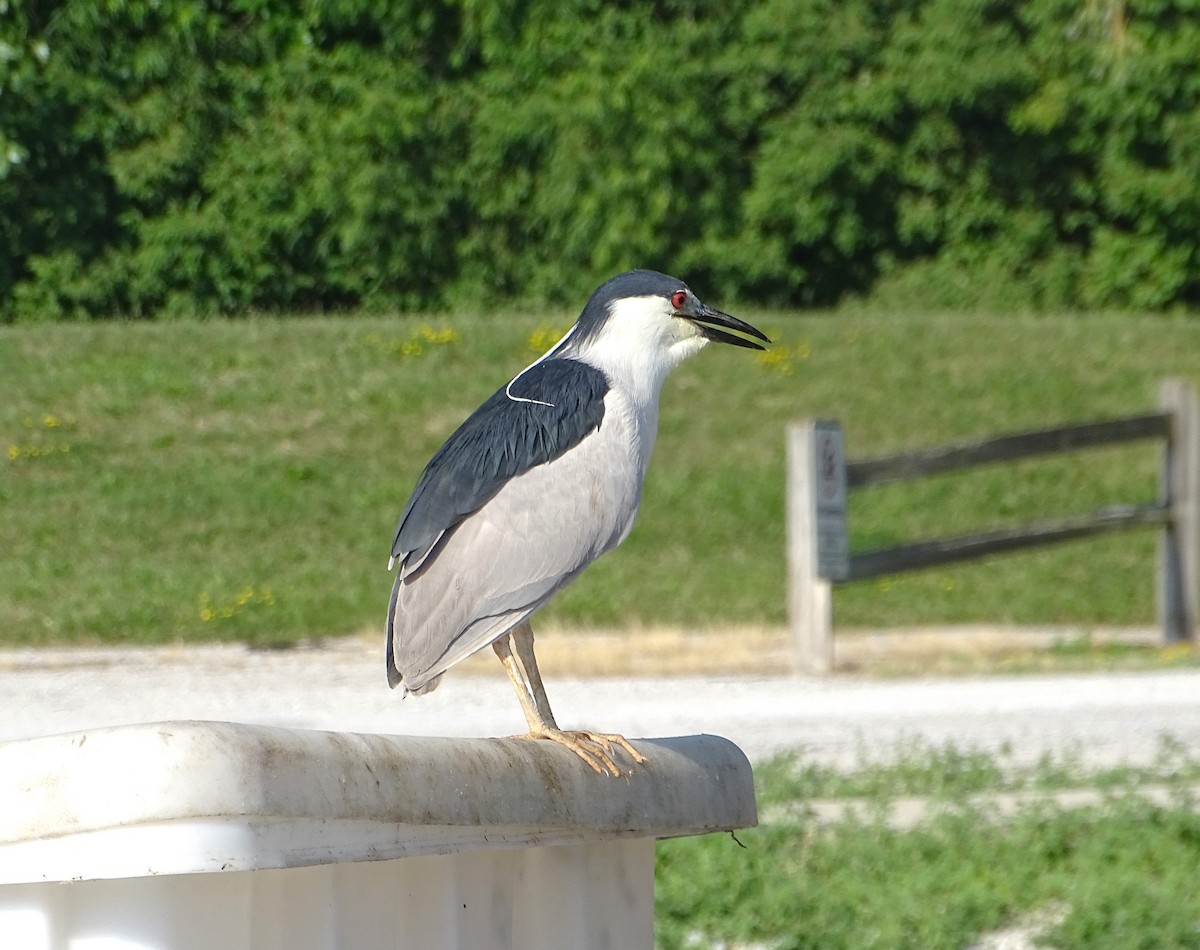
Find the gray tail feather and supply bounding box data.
[385,570,403,689]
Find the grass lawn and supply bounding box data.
[656,741,1200,949]
[2,310,1199,646]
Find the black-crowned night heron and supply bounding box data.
[386,270,769,774]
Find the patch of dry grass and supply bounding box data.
[362,624,1199,679]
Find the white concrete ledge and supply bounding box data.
[0,721,756,885]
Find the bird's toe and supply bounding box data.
[512,727,646,776]
[591,732,648,765]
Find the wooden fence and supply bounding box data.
[788,379,1200,674]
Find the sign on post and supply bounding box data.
[812,422,849,582]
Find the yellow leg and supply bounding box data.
[493,621,647,776]
[491,632,544,730]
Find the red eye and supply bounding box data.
[671,291,688,310]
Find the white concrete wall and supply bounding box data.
[0,722,755,950]
[1,839,653,950]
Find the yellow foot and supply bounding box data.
[514,728,648,776]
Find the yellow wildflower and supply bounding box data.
[419,325,459,345]
[529,324,570,354]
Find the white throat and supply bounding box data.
[567,295,708,410]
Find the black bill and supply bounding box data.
[689,304,771,351]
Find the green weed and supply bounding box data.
[657,742,1200,949]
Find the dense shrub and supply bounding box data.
[2,0,1199,319]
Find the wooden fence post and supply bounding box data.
[1159,378,1199,644]
[787,421,848,674]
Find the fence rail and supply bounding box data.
[788,379,1199,674]
[846,502,1172,582]
[846,413,1172,489]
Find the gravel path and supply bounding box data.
[3,639,1198,769]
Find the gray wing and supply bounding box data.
[390,357,609,572]
[387,388,643,693]
[387,358,626,690]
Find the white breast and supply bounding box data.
[596,386,657,546]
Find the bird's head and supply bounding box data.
[565,270,770,383]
